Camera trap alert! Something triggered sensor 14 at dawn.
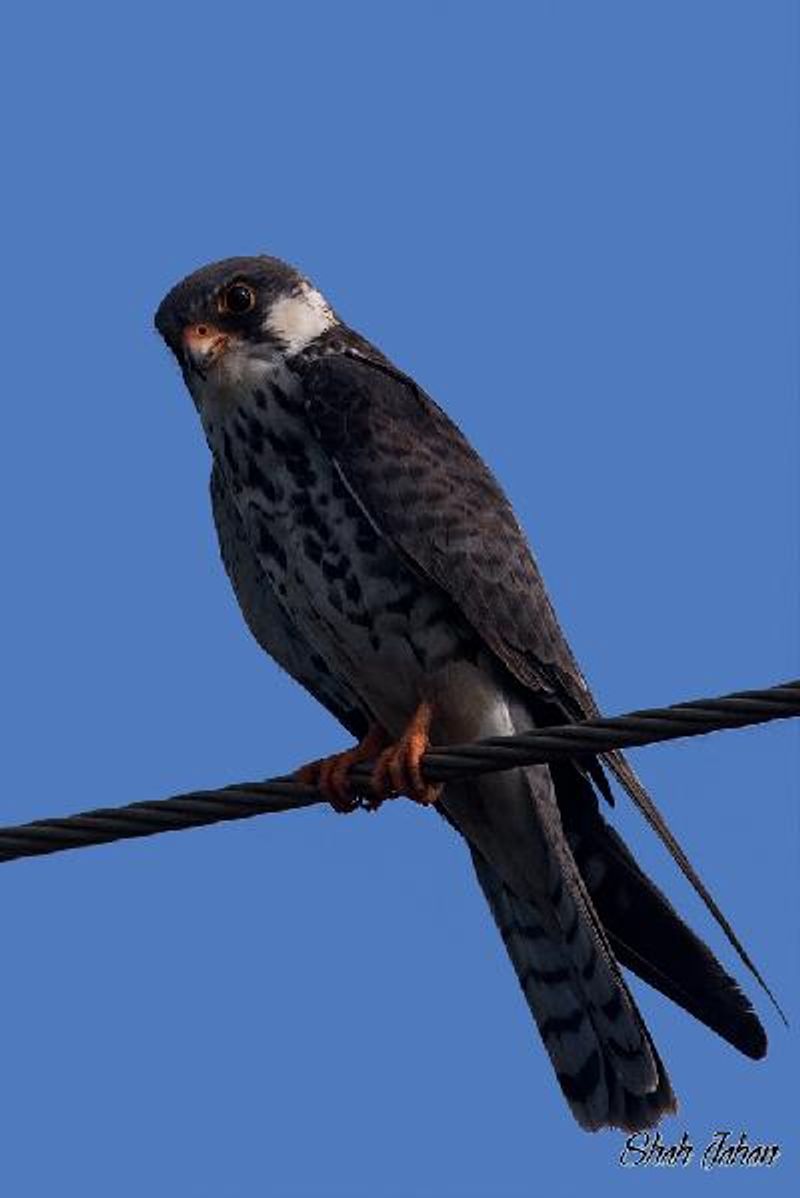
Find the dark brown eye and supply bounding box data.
[219,282,256,315]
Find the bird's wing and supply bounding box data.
[293,346,778,1012]
[296,347,592,711]
[210,462,369,739]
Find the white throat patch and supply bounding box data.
[265,285,337,354]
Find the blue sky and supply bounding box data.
[0,2,796,1195]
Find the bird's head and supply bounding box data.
[154,255,338,392]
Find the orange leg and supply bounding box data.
[296,723,389,813]
[368,700,442,811]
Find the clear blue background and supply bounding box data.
[0,2,796,1195]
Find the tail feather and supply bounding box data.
[554,765,768,1059]
[470,843,677,1131]
[428,661,759,1131]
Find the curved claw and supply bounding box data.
[296,724,389,813]
[367,700,442,810]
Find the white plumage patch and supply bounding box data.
[265,285,337,354]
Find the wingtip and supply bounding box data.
[603,750,787,1035]
[737,1013,768,1061]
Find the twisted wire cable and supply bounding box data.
[1,679,797,864]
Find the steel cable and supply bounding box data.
[0,679,797,864]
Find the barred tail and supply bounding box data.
[469,843,677,1131]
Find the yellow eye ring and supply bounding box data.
[218,281,256,316]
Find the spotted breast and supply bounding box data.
[199,360,475,738]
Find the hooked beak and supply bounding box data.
[181,323,231,379]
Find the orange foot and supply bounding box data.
[296,724,389,813]
[368,700,442,811]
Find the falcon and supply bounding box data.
[155,255,774,1132]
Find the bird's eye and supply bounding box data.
[219,282,256,315]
